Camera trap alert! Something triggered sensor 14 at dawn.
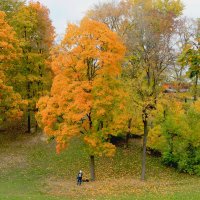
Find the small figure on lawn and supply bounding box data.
[77,170,83,185]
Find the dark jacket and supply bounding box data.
[77,172,83,180]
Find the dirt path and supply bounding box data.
[44,176,200,199]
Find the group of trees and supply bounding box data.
[0,0,54,132]
[148,97,200,175]
[1,0,199,181]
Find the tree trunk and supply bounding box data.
[185,98,187,103]
[35,122,38,132]
[169,134,174,155]
[125,133,129,149]
[141,119,148,181]
[193,73,198,101]
[125,118,132,148]
[27,81,31,133]
[90,155,95,181]
[27,111,31,133]
[87,113,95,181]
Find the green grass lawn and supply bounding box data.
[0,132,200,200]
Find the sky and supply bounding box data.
[32,0,200,36]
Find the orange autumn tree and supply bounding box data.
[37,18,125,181]
[0,11,25,123]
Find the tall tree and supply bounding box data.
[125,0,183,180]
[179,19,200,101]
[36,18,125,181]
[88,0,183,180]
[8,1,55,132]
[169,18,196,85]
[0,11,25,123]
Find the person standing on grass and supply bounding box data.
[77,170,83,185]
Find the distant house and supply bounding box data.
[163,83,190,93]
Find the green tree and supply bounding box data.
[7,2,55,132]
[148,98,200,175]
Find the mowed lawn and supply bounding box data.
[0,132,200,200]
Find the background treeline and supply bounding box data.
[0,0,199,181]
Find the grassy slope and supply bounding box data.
[0,132,200,200]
